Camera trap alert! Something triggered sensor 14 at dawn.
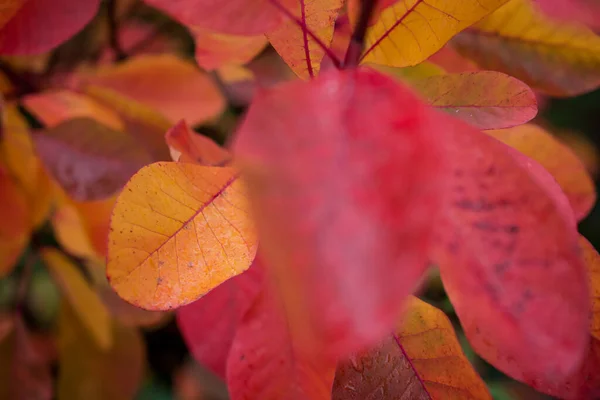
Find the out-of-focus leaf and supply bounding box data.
[98,286,169,328]
[267,0,343,79]
[452,0,600,96]
[356,0,509,67]
[52,198,102,261]
[408,71,537,130]
[0,0,101,55]
[107,162,257,310]
[57,302,145,400]
[81,54,225,125]
[41,247,112,350]
[435,117,588,389]
[165,120,231,165]
[533,0,600,29]
[333,296,491,400]
[193,28,267,70]
[33,117,153,201]
[227,287,336,400]
[0,315,52,399]
[487,123,596,221]
[145,0,293,35]
[428,45,481,73]
[0,164,30,277]
[233,68,445,358]
[0,1,25,29]
[177,260,263,378]
[22,90,124,130]
[372,62,446,81]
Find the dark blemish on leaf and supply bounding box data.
[157,277,163,284]
[483,282,500,302]
[240,354,245,361]
[187,262,193,268]
[472,220,498,232]
[485,166,497,176]
[453,198,495,211]
[447,239,460,254]
[158,260,165,266]
[494,261,510,275]
[505,225,520,234]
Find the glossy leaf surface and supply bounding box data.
[107,162,257,310]
[233,68,446,357]
[333,296,491,400]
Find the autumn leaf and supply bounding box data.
[487,123,596,221]
[233,68,446,358]
[0,163,30,277]
[52,200,101,261]
[192,28,267,71]
[107,162,257,310]
[57,302,145,400]
[227,287,336,400]
[267,0,343,79]
[407,71,537,130]
[428,45,481,73]
[41,247,112,350]
[145,0,293,35]
[32,117,153,201]
[0,316,52,400]
[0,0,101,55]
[356,0,509,67]
[0,0,25,29]
[177,260,263,378]
[22,90,124,130]
[434,116,588,387]
[452,0,600,96]
[165,120,231,165]
[333,296,491,400]
[80,54,226,126]
[533,0,600,29]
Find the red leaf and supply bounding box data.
[165,120,231,165]
[434,117,589,387]
[145,0,293,35]
[226,286,336,400]
[232,68,446,358]
[0,0,101,55]
[177,260,263,379]
[533,0,600,29]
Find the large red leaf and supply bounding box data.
[144,0,294,35]
[232,68,446,358]
[226,287,336,400]
[0,0,101,55]
[177,260,263,379]
[434,117,589,388]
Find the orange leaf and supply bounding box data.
[107,162,257,310]
[165,120,231,165]
[52,198,102,261]
[193,28,267,70]
[57,302,145,400]
[408,71,537,130]
[82,54,225,126]
[0,164,30,277]
[267,0,343,79]
[452,0,600,96]
[22,90,124,130]
[33,117,153,201]
[42,248,112,350]
[487,123,596,221]
[333,296,491,400]
[0,0,25,29]
[581,237,600,342]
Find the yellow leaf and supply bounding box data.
[267,0,343,79]
[487,123,596,221]
[41,248,112,350]
[452,0,600,96]
[334,296,490,399]
[358,0,509,67]
[57,302,145,400]
[370,61,446,80]
[107,162,257,310]
[22,90,124,130]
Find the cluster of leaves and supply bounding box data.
[1,0,600,398]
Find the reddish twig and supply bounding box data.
[107,0,128,61]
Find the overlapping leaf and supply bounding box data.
[434,116,588,388]
[193,28,267,70]
[0,0,101,54]
[533,0,600,29]
[267,0,343,79]
[333,296,491,400]
[177,260,263,378]
[452,0,600,96]
[356,0,509,67]
[107,162,257,310]
[233,68,446,357]
[487,123,596,221]
[408,71,537,130]
[165,120,231,165]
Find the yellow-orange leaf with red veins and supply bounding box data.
[356,0,509,67]
[267,0,343,79]
[487,123,596,221]
[333,296,491,400]
[107,162,257,310]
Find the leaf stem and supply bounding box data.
[344,0,378,68]
[107,0,128,62]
